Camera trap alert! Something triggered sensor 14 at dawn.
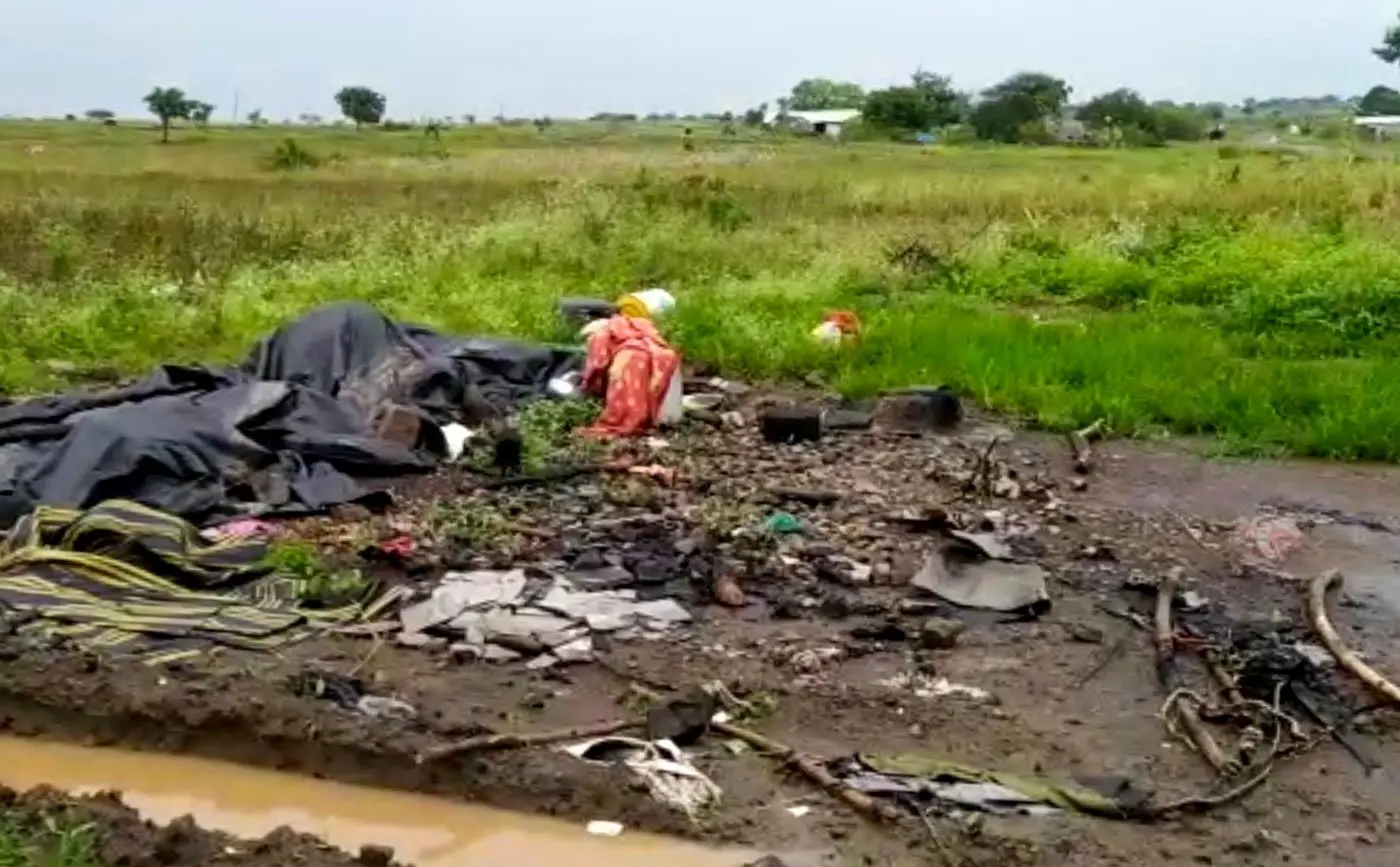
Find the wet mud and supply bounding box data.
[0,737,740,867]
[0,784,392,867]
[0,411,1398,866]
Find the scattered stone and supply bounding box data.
[919,617,966,649]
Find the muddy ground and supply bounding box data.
[0,784,397,867]
[0,395,1398,867]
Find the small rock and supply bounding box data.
[1065,623,1105,644]
[790,646,843,672]
[1293,642,1335,669]
[919,617,966,650]
[1070,477,1088,492]
[358,844,396,867]
[570,548,607,570]
[715,573,747,608]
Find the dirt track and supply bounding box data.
[1,403,1398,866]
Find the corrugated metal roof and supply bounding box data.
[765,108,862,125]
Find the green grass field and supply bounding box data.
[5,119,1400,459]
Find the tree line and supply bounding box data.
[101,12,1400,145]
[129,85,388,142]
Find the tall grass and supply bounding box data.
[4,120,1400,458]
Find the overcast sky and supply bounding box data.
[4,0,1399,120]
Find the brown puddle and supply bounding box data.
[0,737,746,867]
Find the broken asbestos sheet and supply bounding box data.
[912,531,1049,615]
[397,568,692,668]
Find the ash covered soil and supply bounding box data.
[1,396,1399,867]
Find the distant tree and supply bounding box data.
[1359,85,1400,116]
[461,114,477,125]
[64,113,76,121]
[1242,98,1258,117]
[1077,88,1160,141]
[970,72,1071,143]
[742,103,768,126]
[775,97,792,122]
[788,78,865,111]
[863,71,962,132]
[1155,104,1210,142]
[84,108,115,121]
[1202,103,1227,121]
[334,86,387,130]
[1376,15,1400,65]
[190,102,215,126]
[533,116,553,132]
[246,108,266,126]
[298,113,324,125]
[143,87,195,143]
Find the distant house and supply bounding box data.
[1055,118,1090,143]
[1353,115,1400,141]
[767,108,861,138]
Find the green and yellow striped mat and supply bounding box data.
[0,500,370,665]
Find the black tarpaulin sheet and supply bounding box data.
[0,302,580,527]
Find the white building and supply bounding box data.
[766,108,861,138]
[1354,115,1400,140]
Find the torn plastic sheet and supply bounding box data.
[563,736,721,818]
[833,754,1152,819]
[0,302,581,527]
[839,772,1059,817]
